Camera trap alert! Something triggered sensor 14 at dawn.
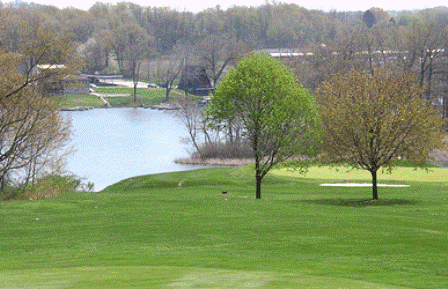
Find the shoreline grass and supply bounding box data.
[1,165,447,288]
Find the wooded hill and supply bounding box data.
[2,2,447,57]
[2,2,448,117]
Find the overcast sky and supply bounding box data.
[4,0,447,13]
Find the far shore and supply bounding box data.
[174,157,254,167]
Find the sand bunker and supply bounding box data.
[320,183,409,187]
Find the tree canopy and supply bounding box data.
[0,14,75,191]
[208,53,321,199]
[318,68,443,200]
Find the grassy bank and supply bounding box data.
[52,94,105,108]
[1,165,447,288]
[52,87,186,109]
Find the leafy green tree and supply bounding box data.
[207,53,321,199]
[318,68,443,200]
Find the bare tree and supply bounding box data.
[0,87,71,189]
[114,24,152,103]
[154,55,184,102]
[0,12,81,104]
[0,13,77,192]
[197,35,245,95]
[173,96,203,156]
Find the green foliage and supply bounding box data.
[1,173,89,201]
[192,142,253,159]
[208,53,321,198]
[318,68,444,199]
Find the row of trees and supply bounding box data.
[3,3,448,108]
[2,2,448,78]
[205,54,443,200]
[288,13,448,119]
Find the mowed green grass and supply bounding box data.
[52,88,187,109]
[273,164,447,182]
[52,94,105,108]
[94,87,185,107]
[1,165,447,288]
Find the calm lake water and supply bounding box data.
[62,108,206,191]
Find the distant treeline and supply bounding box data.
[2,1,447,53]
[2,1,448,117]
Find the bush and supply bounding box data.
[192,141,253,159]
[1,174,92,201]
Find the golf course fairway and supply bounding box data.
[1,165,447,288]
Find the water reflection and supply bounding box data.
[62,108,206,191]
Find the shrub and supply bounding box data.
[0,174,92,201]
[192,141,253,159]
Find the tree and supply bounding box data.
[0,13,76,191]
[363,10,377,28]
[126,28,151,103]
[0,84,71,190]
[78,37,104,72]
[153,54,185,102]
[318,68,443,200]
[112,23,152,103]
[0,11,80,102]
[173,96,202,155]
[207,53,321,199]
[197,35,246,96]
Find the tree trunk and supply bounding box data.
[165,87,170,102]
[256,173,262,199]
[426,56,433,100]
[133,62,141,104]
[104,51,109,68]
[371,169,378,200]
[0,174,5,193]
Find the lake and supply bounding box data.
[62,108,207,191]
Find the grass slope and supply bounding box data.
[1,166,447,288]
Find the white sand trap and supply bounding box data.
[320,183,410,187]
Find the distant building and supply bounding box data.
[44,74,90,95]
[81,73,124,86]
[177,66,212,96]
[33,65,90,95]
[254,48,307,58]
[9,59,90,95]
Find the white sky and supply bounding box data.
[4,0,447,13]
